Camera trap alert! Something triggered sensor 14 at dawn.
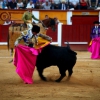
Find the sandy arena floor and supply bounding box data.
[0,50,100,100]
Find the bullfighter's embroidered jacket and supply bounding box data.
[14,30,52,48]
[91,26,100,39]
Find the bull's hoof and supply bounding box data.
[41,77,47,81]
[66,76,71,81]
[55,79,61,82]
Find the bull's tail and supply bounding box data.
[66,41,77,55]
[66,41,70,49]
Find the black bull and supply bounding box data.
[36,44,77,82]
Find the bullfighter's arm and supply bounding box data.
[14,35,23,46]
[14,30,28,46]
[32,14,40,22]
[38,33,52,42]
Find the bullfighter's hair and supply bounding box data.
[32,25,40,33]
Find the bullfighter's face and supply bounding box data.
[95,24,99,26]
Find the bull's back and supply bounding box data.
[36,44,77,67]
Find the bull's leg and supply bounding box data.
[55,68,66,82]
[37,68,47,81]
[67,68,73,81]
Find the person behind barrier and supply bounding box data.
[80,0,88,10]
[42,1,51,10]
[44,15,49,19]
[26,0,35,9]
[91,21,100,39]
[88,0,100,8]
[3,18,12,25]
[22,7,40,30]
[17,0,24,9]
[69,0,80,10]
[7,0,17,9]
[58,0,68,10]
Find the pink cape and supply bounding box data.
[13,45,42,84]
[88,37,100,59]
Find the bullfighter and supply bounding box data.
[13,25,52,84]
[22,8,40,30]
[14,24,52,48]
[88,21,100,59]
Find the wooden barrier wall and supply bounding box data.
[62,25,93,50]
[0,9,99,24]
[0,24,96,50]
[0,25,9,42]
[0,10,100,50]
